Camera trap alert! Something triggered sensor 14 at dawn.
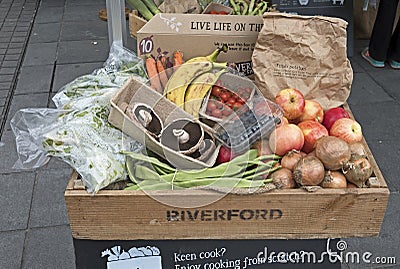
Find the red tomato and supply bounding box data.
[220,92,231,102]
[222,105,232,116]
[211,86,221,97]
[227,97,236,105]
[207,101,217,112]
[237,98,245,105]
[233,102,243,110]
[214,100,223,109]
[214,80,223,87]
[209,10,218,14]
[212,109,222,118]
[219,11,228,15]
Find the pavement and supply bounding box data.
[0,0,399,268]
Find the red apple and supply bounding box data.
[275,88,305,120]
[297,120,329,153]
[298,100,324,123]
[329,118,363,144]
[322,107,350,131]
[269,124,304,156]
[217,146,238,164]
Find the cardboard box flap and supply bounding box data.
[138,13,263,36]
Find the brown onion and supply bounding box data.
[343,154,372,188]
[293,156,325,186]
[281,150,303,171]
[315,136,351,170]
[308,150,316,157]
[271,168,296,189]
[349,142,367,157]
[347,182,358,188]
[320,170,347,188]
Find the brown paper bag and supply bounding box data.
[252,13,353,110]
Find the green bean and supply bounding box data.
[237,0,249,15]
[230,0,240,14]
[134,165,163,181]
[241,160,278,177]
[152,164,169,175]
[248,0,255,14]
[160,164,246,182]
[258,1,269,15]
[243,165,281,180]
[250,2,264,15]
[123,151,175,173]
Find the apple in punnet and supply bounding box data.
[275,88,305,121]
[322,107,350,131]
[329,118,363,144]
[297,120,329,153]
[298,100,324,123]
[269,124,304,156]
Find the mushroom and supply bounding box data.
[126,103,163,138]
[160,119,204,155]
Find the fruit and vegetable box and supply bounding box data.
[64,12,389,240]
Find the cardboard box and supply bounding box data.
[129,10,147,38]
[136,13,263,76]
[108,77,220,170]
[65,104,389,240]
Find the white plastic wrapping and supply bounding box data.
[10,44,146,193]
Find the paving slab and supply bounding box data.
[34,6,64,24]
[0,230,25,269]
[57,39,109,64]
[39,0,65,7]
[347,101,400,142]
[60,20,108,41]
[21,42,57,66]
[52,61,104,92]
[29,167,71,228]
[63,4,106,22]
[14,64,54,94]
[347,73,393,106]
[0,130,23,173]
[365,139,400,192]
[66,0,101,6]
[344,193,400,269]
[0,172,35,231]
[29,22,61,43]
[22,226,75,269]
[4,92,50,131]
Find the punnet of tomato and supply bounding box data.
[212,95,283,154]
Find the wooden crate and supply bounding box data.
[129,10,146,38]
[65,104,390,240]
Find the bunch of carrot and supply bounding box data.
[145,51,184,94]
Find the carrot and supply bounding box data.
[156,56,169,89]
[159,54,172,78]
[173,50,184,72]
[145,55,162,93]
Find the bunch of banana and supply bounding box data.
[184,69,226,118]
[163,45,228,108]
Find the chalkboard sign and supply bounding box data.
[74,239,343,269]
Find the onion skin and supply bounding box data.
[320,170,347,188]
[343,154,373,188]
[349,142,367,157]
[293,156,325,186]
[271,168,296,189]
[281,150,303,171]
[315,136,351,170]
